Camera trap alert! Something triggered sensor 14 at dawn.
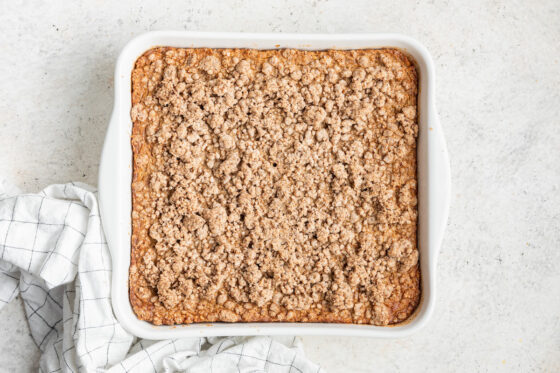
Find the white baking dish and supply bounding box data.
[98,31,450,339]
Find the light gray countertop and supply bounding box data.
[1,1,559,371]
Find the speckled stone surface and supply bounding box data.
[1,1,559,372]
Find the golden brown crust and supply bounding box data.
[130,47,420,326]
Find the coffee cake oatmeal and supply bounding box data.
[130,47,420,326]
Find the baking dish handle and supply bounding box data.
[98,107,121,261]
[430,111,451,256]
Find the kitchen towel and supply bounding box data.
[0,182,324,373]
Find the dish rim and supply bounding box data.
[98,31,451,339]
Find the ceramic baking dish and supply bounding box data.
[98,31,450,339]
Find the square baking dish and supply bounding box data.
[98,31,450,339]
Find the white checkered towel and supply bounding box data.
[0,181,325,373]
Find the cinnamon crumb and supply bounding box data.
[130,47,420,326]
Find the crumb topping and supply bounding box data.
[130,47,420,326]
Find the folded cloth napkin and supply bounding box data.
[0,182,324,373]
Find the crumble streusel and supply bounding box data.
[130,47,420,326]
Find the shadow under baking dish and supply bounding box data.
[98,31,451,340]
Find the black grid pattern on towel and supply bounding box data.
[0,183,129,372]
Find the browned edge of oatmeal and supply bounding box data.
[129,47,420,326]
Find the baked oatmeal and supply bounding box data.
[130,47,420,326]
